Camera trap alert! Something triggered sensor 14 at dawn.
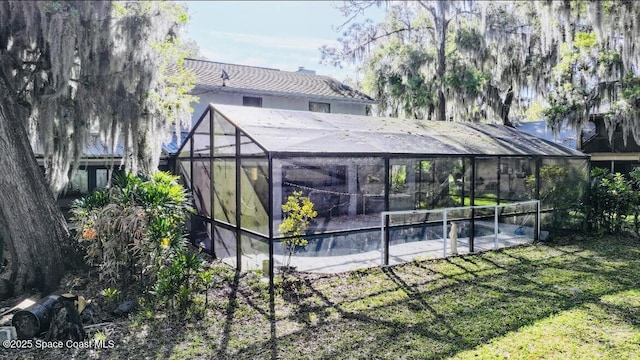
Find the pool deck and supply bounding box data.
[233,222,536,274]
[286,232,534,273]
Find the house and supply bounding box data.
[36,59,375,206]
[580,115,640,174]
[516,115,640,174]
[183,59,376,120]
[514,120,583,151]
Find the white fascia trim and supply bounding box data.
[192,84,378,105]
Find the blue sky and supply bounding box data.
[183,1,385,81]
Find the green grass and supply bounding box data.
[451,194,499,206]
[7,233,640,359]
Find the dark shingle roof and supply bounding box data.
[184,58,376,104]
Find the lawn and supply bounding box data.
[450,194,500,207]
[4,233,640,360]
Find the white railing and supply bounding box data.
[380,200,541,266]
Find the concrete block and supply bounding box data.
[0,326,17,341]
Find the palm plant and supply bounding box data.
[71,171,194,288]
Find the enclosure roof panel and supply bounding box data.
[211,105,588,157]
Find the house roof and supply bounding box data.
[515,121,577,149]
[183,58,376,104]
[179,105,588,158]
[34,132,185,159]
[515,120,596,150]
[32,135,125,158]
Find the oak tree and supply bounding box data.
[0,1,194,294]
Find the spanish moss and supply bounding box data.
[0,1,194,196]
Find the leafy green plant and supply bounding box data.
[153,248,212,315]
[391,165,407,193]
[278,191,317,271]
[195,268,215,309]
[628,167,640,236]
[586,167,636,234]
[92,331,108,342]
[526,165,582,229]
[101,287,121,303]
[71,171,208,315]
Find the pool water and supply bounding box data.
[275,222,497,257]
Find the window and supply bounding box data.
[390,165,407,193]
[309,101,330,113]
[67,169,89,195]
[243,96,262,107]
[96,169,110,189]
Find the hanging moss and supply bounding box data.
[324,0,640,137]
[0,1,195,196]
[536,1,640,146]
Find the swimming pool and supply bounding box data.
[274,222,497,257]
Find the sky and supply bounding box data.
[183,1,386,81]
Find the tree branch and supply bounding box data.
[453,9,477,19]
[334,1,382,32]
[337,25,431,61]
[417,1,438,23]
[446,48,458,58]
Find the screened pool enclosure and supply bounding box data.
[176,105,589,274]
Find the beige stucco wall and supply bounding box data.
[190,91,368,127]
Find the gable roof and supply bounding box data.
[180,105,588,158]
[184,58,376,104]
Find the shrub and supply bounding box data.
[586,167,636,234]
[526,165,582,228]
[71,171,211,314]
[152,247,213,315]
[628,167,640,235]
[278,191,317,270]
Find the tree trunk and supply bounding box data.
[0,81,69,295]
[436,18,449,122]
[485,84,514,127]
[501,87,514,127]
